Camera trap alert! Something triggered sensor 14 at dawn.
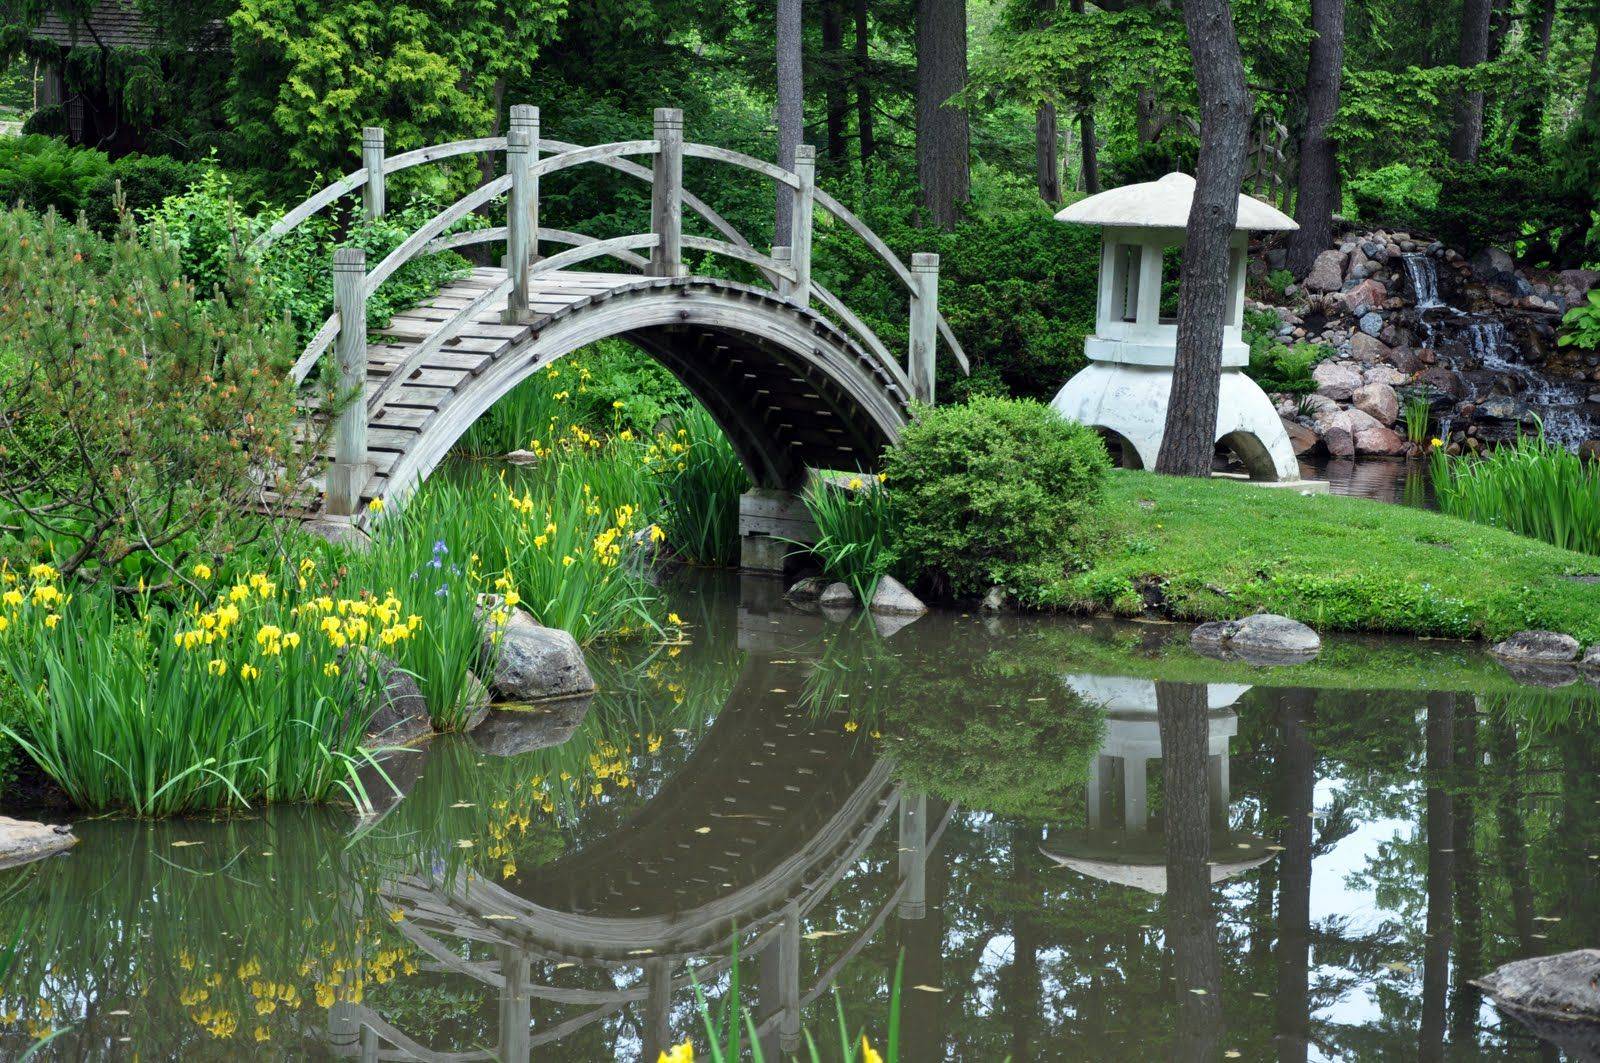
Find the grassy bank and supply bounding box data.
[1054,472,1600,643]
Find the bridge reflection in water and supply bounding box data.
[332,581,951,1061]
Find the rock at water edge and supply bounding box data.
[818,582,856,609]
[785,576,829,604]
[361,651,434,745]
[1491,631,1581,663]
[477,596,596,701]
[472,696,592,757]
[0,817,76,870]
[1473,950,1600,1059]
[869,575,927,617]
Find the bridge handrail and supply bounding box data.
[275,108,964,514]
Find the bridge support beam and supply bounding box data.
[361,127,385,219]
[650,108,685,277]
[737,488,815,575]
[503,122,534,324]
[789,145,815,306]
[326,247,373,517]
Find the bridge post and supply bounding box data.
[509,104,540,264]
[361,127,385,218]
[909,252,940,404]
[503,124,533,323]
[771,245,793,300]
[650,107,684,277]
[788,145,815,306]
[326,247,373,517]
[897,790,928,920]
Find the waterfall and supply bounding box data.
[1402,253,1441,309]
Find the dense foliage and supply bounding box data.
[1431,431,1600,556]
[882,396,1111,599]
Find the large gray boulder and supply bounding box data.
[869,575,927,617]
[471,696,592,757]
[1191,613,1321,663]
[0,817,76,870]
[1473,950,1600,1058]
[1352,382,1400,426]
[1313,361,1364,402]
[1303,250,1347,292]
[1491,630,1581,663]
[455,669,492,731]
[477,597,595,701]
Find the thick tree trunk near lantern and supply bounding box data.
[775,0,804,243]
[1155,0,1251,477]
[916,0,971,230]
[1284,0,1343,279]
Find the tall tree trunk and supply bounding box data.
[1071,0,1100,193]
[1156,681,1224,1061]
[916,0,971,230]
[1450,700,1482,1046]
[1155,0,1251,476]
[855,0,875,168]
[776,0,805,243]
[1284,0,1344,279]
[1449,0,1492,162]
[1036,103,1061,202]
[822,0,849,162]
[1273,690,1316,1063]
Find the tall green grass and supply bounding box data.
[0,564,399,815]
[1402,395,1432,446]
[1430,429,1600,554]
[799,474,896,600]
[651,406,751,567]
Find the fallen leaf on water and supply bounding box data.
[1026,697,1047,702]
[451,801,475,808]
[1266,845,1286,852]
[629,948,654,955]
[1225,1051,1242,1059]
[171,841,202,848]
[555,962,575,970]
[695,826,711,834]
[1187,988,1209,996]
[483,914,517,921]
[802,930,846,940]
[1382,962,1414,974]
[107,1010,131,1016]
[1250,992,1268,999]
[1534,915,1562,922]
[770,688,788,694]
[260,851,274,857]
[912,984,943,993]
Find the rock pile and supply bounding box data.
[1255,227,1600,458]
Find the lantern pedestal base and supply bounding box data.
[1050,362,1303,482]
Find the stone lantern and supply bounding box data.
[1050,172,1304,481]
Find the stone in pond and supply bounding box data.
[0,817,76,870]
[478,596,595,700]
[1473,950,1600,1059]
[785,576,829,603]
[1582,645,1600,670]
[1191,614,1321,663]
[981,585,1009,612]
[869,575,927,617]
[1491,631,1581,663]
[472,696,592,757]
[818,582,855,609]
[456,669,492,731]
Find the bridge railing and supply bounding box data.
[262,106,967,516]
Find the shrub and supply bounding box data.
[0,562,406,816]
[881,397,1110,599]
[1244,309,1318,394]
[1559,290,1600,352]
[1346,162,1441,227]
[0,207,308,590]
[0,135,110,220]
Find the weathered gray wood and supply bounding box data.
[527,235,661,279]
[681,236,795,281]
[681,143,801,189]
[909,252,939,404]
[327,248,373,516]
[385,137,509,175]
[252,169,369,252]
[362,127,385,219]
[650,109,684,277]
[509,105,540,266]
[370,275,514,419]
[532,140,659,180]
[771,246,794,301]
[789,144,816,307]
[291,313,341,385]
[503,126,533,323]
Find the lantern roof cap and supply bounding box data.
[1054,172,1298,232]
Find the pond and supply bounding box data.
[0,571,1595,1060]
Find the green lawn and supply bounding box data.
[1051,471,1600,644]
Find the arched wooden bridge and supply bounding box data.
[261,106,967,536]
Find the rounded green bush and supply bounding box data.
[882,396,1110,599]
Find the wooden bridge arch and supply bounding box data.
[264,106,968,538]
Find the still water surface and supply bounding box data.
[1,572,1595,1060]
